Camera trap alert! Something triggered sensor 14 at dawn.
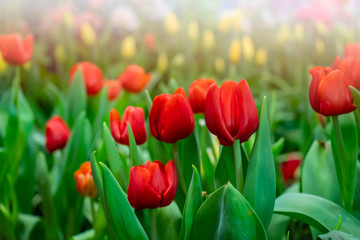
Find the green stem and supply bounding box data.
[10,67,21,102]
[233,139,244,192]
[149,209,157,240]
[90,197,96,226]
[171,143,187,193]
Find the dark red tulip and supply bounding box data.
[45,116,71,152]
[309,66,356,116]
[74,161,97,197]
[188,78,216,113]
[0,33,33,65]
[69,62,103,96]
[118,64,151,93]
[149,88,194,143]
[204,79,259,146]
[281,153,302,181]
[127,160,177,210]
[103,79,122,101]
[344,43,360,58]
[110,106,146,146]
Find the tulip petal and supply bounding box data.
[146,161,168,196]
[338,57,360,90]
[219,80,240,136]
[161,160,178,207]
[309,67,331,113]
[120,106,146,145]
[149,93,172,140]
[110,108,122,143]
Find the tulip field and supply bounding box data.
[1,0,360,239]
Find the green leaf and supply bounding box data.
[128,122,146,166]
[317,230,360,240]
[244,96,276,229]
[100,162,148,240]
[214,145,236,189]
[190,183,267,239]
[199,122,215,192]
[0,204,16,240]
[144,90,153,113]
[274,193,360,236]
[16,213,45,240]
[272,137,285,159]
[350,86,360,110]
[179,166,203,240]
[16,89,34,136]
[92,87,109,141]
[69,230,95,240]
[156,202,182,240]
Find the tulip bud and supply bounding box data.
[255,47,267,66]
[45,116,71,153]
[188,20,199,40]
[69,62,103,96]
[188,78,216,113]
[149,88,194,143]
[0,52,7,74]
[118,64,151,93]
[202,30,215,50]
[0,34,33,65]
[74,161,97,198]
[110,106,146,146]
[54,44,65,63]
[80,22,97,47]
[214,57,225,73]
[128,160,177,209]
[281,153,301,181]
[164,12,180,35]
[309,67,356,116]
[121,35,137,59]
[242,36,254,61]
[218,16,231,33]
[145,33,156,49]
[228,39,241,64]
[103,80,122,101]
[204,80,259,146]
[157,53,168,73]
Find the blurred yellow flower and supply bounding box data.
[214,57,225,73]
[242,36,254,61]
[202,30,215,50]
[0,52,7,74]
[315,38,325,55]
[255,47,267,66]
[276,24,291,44]
[294,23,304,42]
[218,16,231,33]
[188,20,199,40]
[228,39,241,64]
[315,21,329,35]
[172,53,185,67]
[232,10,243,32]
[165,12,179,35]
[121,36,137,59]
[63,10,74,29]
[157,53,168,72]
[218,9,242,33]
[54,44,65,63]
[81,22,97,47]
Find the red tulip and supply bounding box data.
[309,66,355,116]
[149,87,194,143]
[74,161,97,197]
[103,80,122,101]
[127,160,177,209]
[145,33,156,49]
[118,64,151,93]
[110,106,146,145]
[334,57,360,90]
[69,62,103,96]
[281,153,302,181]
[45,116,71,152]
[204,79,259,146]
[344,43,360,58]
[0,34,33,65]
[188,78,216,113]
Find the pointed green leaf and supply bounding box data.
[128,122,146,166]
[156,202,182,240]
[214,145,236,188]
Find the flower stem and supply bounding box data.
[90,197,96,226]
[149,209,157,240]
[233,139,244,192]
[171,143,187,193]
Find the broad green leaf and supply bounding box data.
[16,89,34,136]
[214,145,236,189]
[190,183,267,239]
[156,202,182,240]
[16,213,45,240]
[244,96,276,229]
[317,230,360,240]
[274,193,360,236]
[179,166,203,240]
[128,123,146,166]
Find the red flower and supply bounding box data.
[103,80,122,101]
[145,33,156,49]
[0,34,33,65]
[110,106,146,145]
[45,116,71,152]
[188,78,216,113]
[69,62,103,96]
[118,64,151,93]
[333,57,360,90]
[204,79,259,146]
[281,153,302,181]
[309,67,355,116]
[149,88,194,143]
[127,160,177,210]
[74,161,97,198]
[344,43,360,58]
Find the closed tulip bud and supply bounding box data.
[205,80,259,146]
[188,78,216,113]
[188,20,199,40]
[157,53,168,72]
[69,62,103,96]
[0,52,7,74]
[63,10,74,29]
[0,34,33,65]
[344,43,360,58]
[335,57,360,90]
[294,23,304,42]
[74,162,97,198]
[80,22,97,46]
[110,107,146,146]
[118,64,151,93]
[54,44,65,63]
[228,39,241,64]
[164,12,180,35]
[242,36,254,61]
[145,33,156,49]
[315,39,325,55]
[121,35,137,59]
[202,30,215,50]
[255,47,267,66]
[103,80,122,101]
[281,153,302,181]
[46,116,71,153]
[309,67,356,116]
[214,57,225,73]
[149,88,194,143]
[128,160,177,209]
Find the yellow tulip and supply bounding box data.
[157,53,168,72]
[232,9,243,32]
[255,47,267,66]
[315,38,325,55]
[228,39,241,64]
[80,22,97,47]
[63,10,74,29]
[218,16,231,33]
[276,24,291,44]
[54,44,65,63]
[202,30,215,50]
[242,36,254,61]
[218,9,242,33]
[214,57,225,74]
[165,12,179,35]
[188,20,199,40]
[294,23,304,42]
[315,21,329,35]
[121,36,137,59]
[0,52,7,74]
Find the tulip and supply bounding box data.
[121,35,137,59]
[242,36,254,61]
[214,57,225,73]
[309,67,356,116]
[335,57,360,90]
[157,53,168,73]
[0,34,33,65]
[188,78,216,113]
[80,22,97,46]
[204,80,259,146]
[63,10,74,29]
[69,62,103,96]
[149,88,194,143]
[74,161,97,197]
[228,39,241,64]
[128,160,177,209]
[344,43,360,58]
[281,153,301,181]
[202,30,215,50]
[188,21,199,40]
[54,44,65,63]
[315,39,325,55]
[118,64,151,93]
[145,33,156,49]
[103,80,122,101]
[110,106,146,145]
[45,116,71,153]
[0,52,7,74]
[255,47,267,66]
[164,12,179,35]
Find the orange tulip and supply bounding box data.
[0,34,33,65]
[103,80,122,101]
[74,162,97,198]
[118,65,151,93]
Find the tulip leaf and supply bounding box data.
[156,202,182,240]
[179,165,203,240]
[92,87,108,139]
[128,122,146,166]
[16,89,34,136]
[274,193,360,236]
[190,183,267,239]
[244,96,276,229]
[0,204,16,240]
[69,230,95,240]
[214,145,236,188]
[100,162,148,240]
[317,230,360,240]
[17,213,45,240]
[272,137,285,159]
[144,90,153,112]
[350,86,360,110]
